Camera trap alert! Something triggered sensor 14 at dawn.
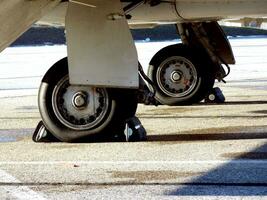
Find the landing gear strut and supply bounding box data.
[38,58,138,142]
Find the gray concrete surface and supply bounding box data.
[0,39,267,199]
[1,84,267,199]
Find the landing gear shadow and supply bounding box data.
[32,117,147,143]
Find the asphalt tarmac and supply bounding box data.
[0,38,267,199]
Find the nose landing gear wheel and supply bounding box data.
[38,58,138,142]
[148,44,215,105]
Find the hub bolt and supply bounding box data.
[73,92,87,108]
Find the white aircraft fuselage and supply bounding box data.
[1,0,267,53]
[39,1,267,27]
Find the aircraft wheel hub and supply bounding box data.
[156,56,198,98]
[51,76,109,131]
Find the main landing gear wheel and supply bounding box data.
[38,57,138,142]
[148,44,215,105]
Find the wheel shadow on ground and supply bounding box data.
[198,100,267,106]
[31,123,267,143]
[147,131,267,142]
[139,115,267,119]
[0,128,127,144]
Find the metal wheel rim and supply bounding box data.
[156,56,198,98]
[52,75,109,131]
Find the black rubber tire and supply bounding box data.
[38,57,138,142]
[148,44,215,105]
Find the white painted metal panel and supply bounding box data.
[66,0,139,88]
[0,0,61,53]
[39,2,68,27]
[39,1,267,27]
[129,0,267,24]
[176,0,267,20]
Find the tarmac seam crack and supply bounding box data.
[0,182,267,187]
[0,160,267,165]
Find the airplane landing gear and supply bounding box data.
[38,58,138,142]
[148,44,215,105]
[146,22,234,106]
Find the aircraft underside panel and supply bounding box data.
[66,0,139,88]
[129,0,267,24]
[40,0,267,27]
[0,0,61,53]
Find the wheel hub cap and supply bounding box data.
[52,76,109,131]
[156,56,198,98]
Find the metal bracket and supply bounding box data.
[177,22,235,81]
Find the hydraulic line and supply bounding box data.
[123,0,145,13]
[138,62,156,98]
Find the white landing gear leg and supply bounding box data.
[37,0,140,142]
[66,0,138,88]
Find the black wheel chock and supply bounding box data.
[124,116,147,142]
[33,116,147,143]
[205,87,225,103]
[32,121,59,143]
